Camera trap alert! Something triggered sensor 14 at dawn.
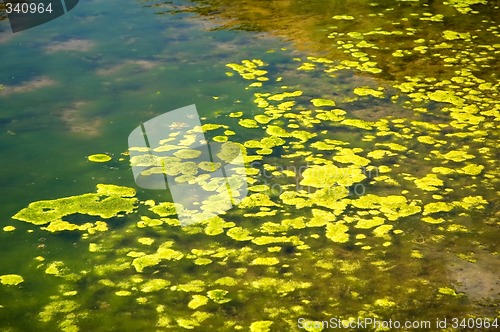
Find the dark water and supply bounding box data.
[0,0,498,331]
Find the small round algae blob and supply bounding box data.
[115,290,132,296]
[88,154,112,163]
[3,226,15,232]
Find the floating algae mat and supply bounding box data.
[0,0,499,330]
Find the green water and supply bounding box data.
[0,0,499,331]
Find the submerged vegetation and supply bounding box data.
[1,0,499,330]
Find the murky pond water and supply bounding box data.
[1,0,499,331]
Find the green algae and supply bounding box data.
[428,90,464,106]
[250,257,280,266]
[353,87,384,98]
[115,290,132,296]
[138,237,155,246]
[132,243,184,273]
[173,280,206,293]
[213,277,237,287]
[332,15,355,20]
[325,222,349,243]
[311,98,336,107]
[12,184,137,233]
[39,300,79,323]
[4,3,500,330]
[414,174,444,191]
[354,216,385,229]
[250,321,273,332]
[373,225,393,239]
[239,118,260,128]
[207,289,231,304]
[216,142,246,164]
[265,125,291,137]
[173,149,202,159]
[300,165,366,188]
[441,150,475,162]
[204,216,235,236]
[176,311,212,329]
[423,202,454,215]
[140,279,170,293]
[226,227,254,241]
[254,115,273,124]
[239,193,279,208]
[332,148,370,167]
[422,216,446,224]
[87,153,112,163]
[188,295,209,309]
[45,261,66,276]
[194,257,212,265]
[251,277,311,295]
[0,274,24,286]
[341,119,373,130]
[438,287,459,297]
[150,202,180,217]
[252,235,303,246]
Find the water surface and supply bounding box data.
[0,0,498,330]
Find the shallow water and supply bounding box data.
[0,0,499,331]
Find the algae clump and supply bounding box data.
[325,222,349,243]
[140,279,171,293]
[88,154,112,163]
[250,257,280,266]
[300,165,366,188]
[250,321,273,332]
[0,274,24,286]
[226,227,254,241]
[311,98,336,107]
[207,289,231,304]
[188,295,209,309]
[12,184,137,233]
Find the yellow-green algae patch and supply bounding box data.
[87,153,112,163]
[204,216,235,236]
[325,222,349,243]
[311,98,336,107]
[251,277,311,295]
[173,149,202,159]
[440,150,475,162]
[353,87,384,98]
[414,174,444,191]
[188,295,209,309]
[12,184,137,233]
[115,290,132,296]
[207,289,231,304]
[213,277,237,287]
[226,227,254,241]
[140,279,171,293]
[438,287,459,297]
[172,280,206,293]
[45,261,66,276]
[132,242,184,273]
[250,321,273,332]
[423,202,454,215]
[354,216,385,229]
[0,274,24,286]
[300,165,366,188]
[250,257,280,266]
[422,216,446,224]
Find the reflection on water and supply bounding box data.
[0,0,499,330]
